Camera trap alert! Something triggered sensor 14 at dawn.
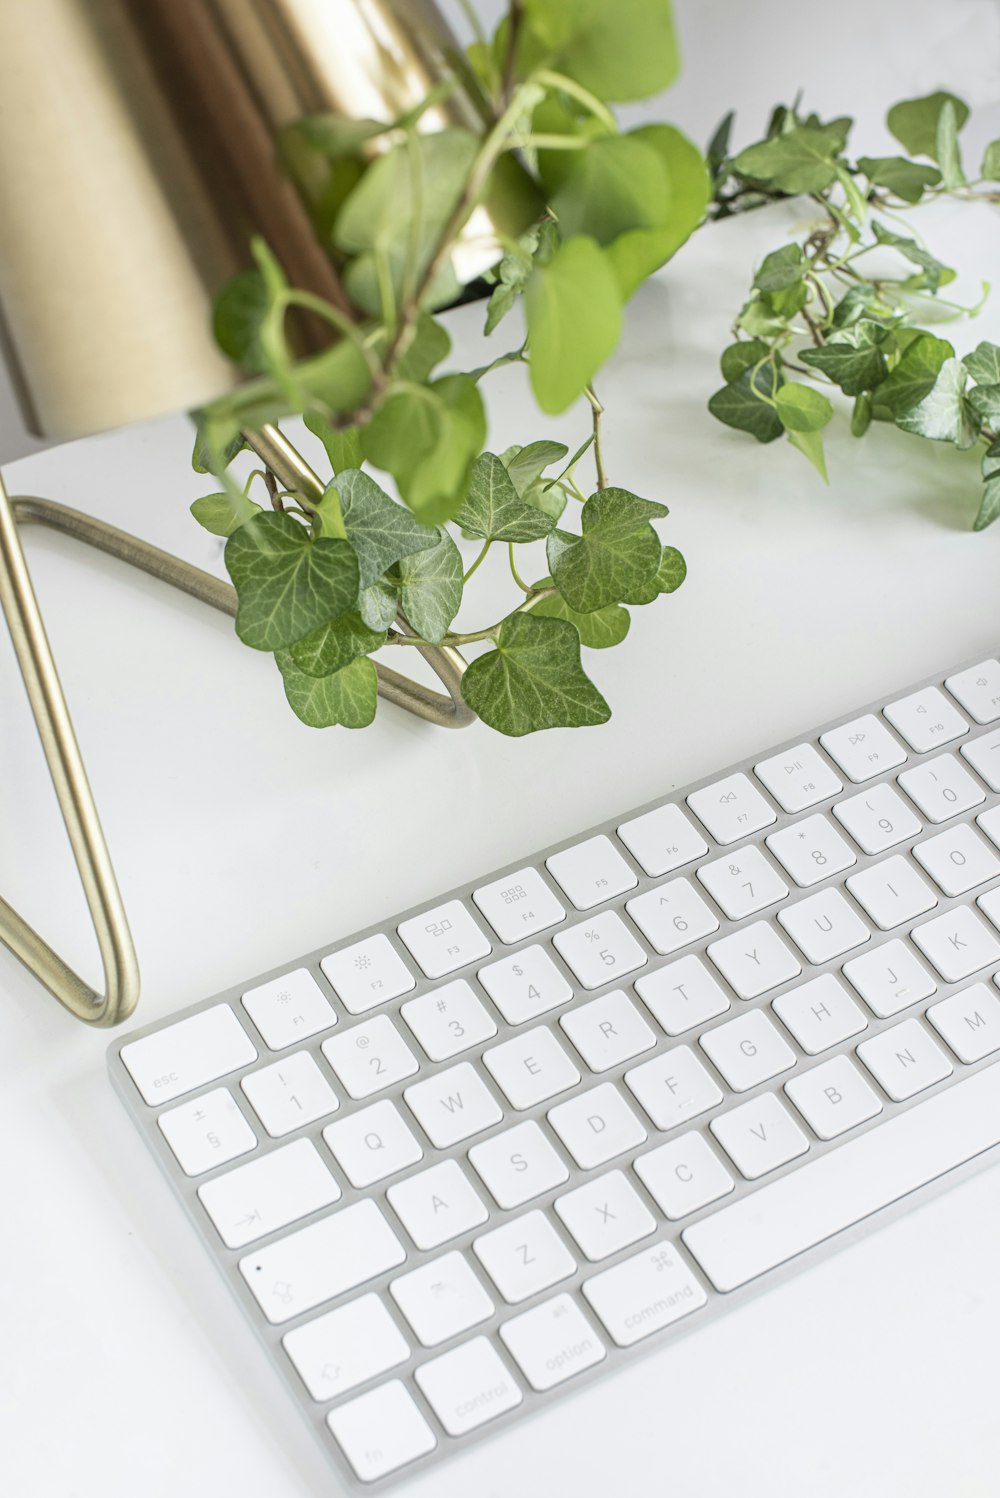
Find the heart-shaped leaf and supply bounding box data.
[225,512,359,651]
[461,613,610,735]
[456,452,555,542]
[289,611,387,678]
[547,487,668,614]
[398,530,464,643]
[276,652,378,728]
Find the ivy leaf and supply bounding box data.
[753,244,804,292]
[786,428,828,482]
[224,512,360,651]
[191,427,246,476]
[774,383,834,433]
[362,374,487,524]
[284,115,390,158]
[212,269,270,374]
[965,382,1000,426]
[398,530,464,643]
[503,440,569,494]
[276,652,377,729]
[604,125,710,299]
[655,545,687,593]
[982,141,1000,181]
[525,236,622,415]
[732,125,845,194]
[832,283,885,327]
[391,314,452,384]
[894,358,975,446]
[977,442,1000,529]
[875,332,954,415]
[719,339,770,382]
[289,611,387,677]
[304,415,363,475]
[543,131,672,247]
[461,613,610,735]
[887,91,969,161]
[333,468,438,587]
[856,155,942,203]
[529,579,630,648]
[799,322,890,395]
[547,487,667,614]
[963,342,1000,385]
[708,362,784,443]
[871,221,952,293]
[522,0,679,103]
[851,393,873,437]
[936,100,965,189]
[455,452,555,542]
[358,577,399,632]
[190,489,262,538]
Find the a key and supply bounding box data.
[157,1088,256,1177]
[499,1294,606,1391]
[928,983,1000,1063]
[913,825,1000,897]
[389,1251,494,1347]
[699,1010,796,1091]
[554,1169,656,1260]
[833,783,922,855]
[478,944,573,1024]
[283,1294,410,1403]
[845,855,937,929]
[784,1056,882,1140]
[766,814,856,889]
[386,1160,489,1250]
[883,686,968,752]
[472,866,565,943]
[706,920,801,999]
[559,989,656,1072]
[582,1241,706,1347]
[778,887,870,963]
[546,834,637,910]
[240,1052,338,1137]
[548,1083,647,1169]
[120,1004,257,1105]
[327,1382,435,1483]
[321,1015,418,1100]
[553,910,647,989]
[753,743,842,813]
[687,772,776,845]
[483,1028,580,1109]
[946,659,1000,724]
[625,877,719,956]
[624,1046,723,1129]
[241,969,336,1050]
[711,1093,809,1179]
[323,1100,423,1188]
[198,1138,340,1248]
[467,1120,569,1209]
[842,938,937,1018]
[772,974,867,1053]
[634,1132,735,1220]
[616,803,707,877]
[397,900,492,979]
[400,979,497,1062]
[820,714,906,783]
[415,1338,522,1436]
[898,754,985,824]
[911,907,1000,982]
[696,846,788,920]
[977,804,1000,851]
[320,933,415,1015]
[239,1199,405,1323]
[857,1018,953,1101]
[404,1062,503,1147]
[961,728,1000,790]
[634,954,731,1036]
[473,1210,577,1303]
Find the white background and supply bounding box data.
[4,1,1000,1494]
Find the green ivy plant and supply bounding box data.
[707,90,1000,527]
[191,0,704,735]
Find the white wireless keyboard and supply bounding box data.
[110,651,1000,1489]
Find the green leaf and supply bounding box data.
[289,611,387,677]
[965,382,1000,425]
[547,487,667,614]
[503,440,569,494]
[732,125,845,194]
[461,613,610,736]
[603,125,710,299]
[982,140,1000,181]
[525,236,622,415]
[719,339,770,382]
[832,283,885,327]
[192,427,246,475]
[285,115,390,158]
[936,100,965,188]
[774,383,834,433]
[455,452,555,542]
[392,314,452,384]
[276,652,377,729]
[975,477,1000,530]
[856,155,942,203]
[894,357,975,445]
[362,374,487,524]
[529,579,630,648]
[522,0,679,102]
[543,132,672,247]
[708,362,784,443]
[753,244,804,292]
[870,220,952,293]
[963,342,1000,385]
[224,512,360,651]
[887,91,969,161]
[786,428,828,481]
[212,269,270,374]
[799,322,890,395]
[655,545,687,593]
[332,468,438,587]
[304,415,363,475]
[851,393,873,437]
[398,530,464,643]
[358,577,399,631]
[190,489,262,538]
[875,332,954,415]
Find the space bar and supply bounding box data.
[683,1063,1000,1292]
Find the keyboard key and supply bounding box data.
[473,1210,576,1302]
[845,855,937,929]
[634,1132,734,1219]
[390,1251,494,1347]
[327,1381,435,1482]
[707,920,801,999]
[500,1294,606,1390]
[883,686,967,752]
[553,910,647,989]
[961,728,1000,790]
[928,983,1000,1062]
[468,1120,569,1209]
[980,886,1000,931]
[772,974,867,1053]
[321,1016,418,1100]
[625,877,719,955]
[320,933,414,1015]
[624,1046,723,1130]
[687,772,776,844]
[397,900,491,979]
[766,814,856,888]
[946,659,1000,723]
[820,714,906,783]
[121,1005,257,1105]
[546,834,637,910]
[778,887,870,963]
[478,944,572,1024]
[241,969,336,1050]
[239,1199,405,1323]
[284,1294,410,1402]
[400,980,497,1062]
[559,990,656,1072]
[472,866,565,943]
[158,1088,256,1177]
[483,1028,579,1109]
[240,1052,338,1137]
[634,954,731,1035]
[711,1094,809,1179]
[913,825,1000,897]
[753,743,842,813]
[548,1083,647,1169]
[198,1139,340,1248]
[404,1062,503,1147]
[616,803,707,877]
[582,1240,706,1347]
[784,1056,882,1140]
[898,754,984,824]
[386,1160,489,1250]
[323,1100,423,1188]
[699,1010,796,1092]
[977,804,1000,850]
[911,907,1000,982]
[416,1337,522,1436]
[842,938,936,1018]
[696,846,788,919]
[555,1169,656,1260]
[857,1018,953,1100]
[833,783,922,855]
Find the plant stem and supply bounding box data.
[533,69,618,132]
[464,538,492,582]
[585,385,608,488]
[501,0,523,107]
[508,543,532,592]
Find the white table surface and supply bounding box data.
[5,2,1000,1494]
